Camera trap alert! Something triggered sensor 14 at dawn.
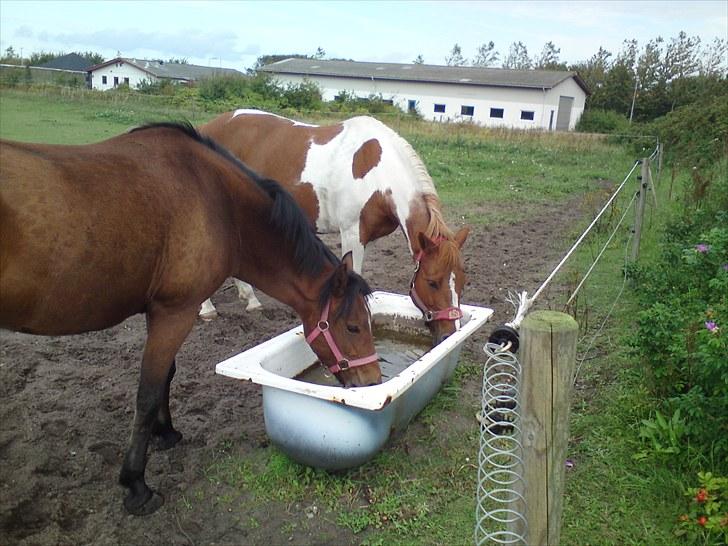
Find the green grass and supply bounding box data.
[0,87,213,144]
[556,168,702,545]
[0,86,690,545]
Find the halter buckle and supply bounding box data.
[338,359,350,370]
[317,320,329,331]
[424,310,434,322]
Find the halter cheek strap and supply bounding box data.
[305,300,379,374]
[409,242,464,323]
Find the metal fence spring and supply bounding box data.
[474,342,526,545]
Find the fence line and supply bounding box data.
[476,147,660,545]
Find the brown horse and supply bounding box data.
[0,122,380,515]
[198,110,469,345]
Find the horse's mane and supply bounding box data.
[129,121,371,311]
[381,123,455,246]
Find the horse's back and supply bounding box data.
[0,134,233,335]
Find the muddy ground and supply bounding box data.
[0,199,587,546]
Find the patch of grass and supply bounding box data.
[0,87,214,144]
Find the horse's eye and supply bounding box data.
[427,280,438,289]
[347,324,361,334]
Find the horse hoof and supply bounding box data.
[199,310,218,321]
[124,489,164,516]
[155,429,183,451]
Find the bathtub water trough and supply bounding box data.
[216,291,493,469]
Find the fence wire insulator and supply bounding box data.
[475,342,526,545]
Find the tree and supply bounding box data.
[698,37,727,77]
[472,41,499,67]
[502,41,531,69]
[1,46,21,65]
[445,43,467,66]
[413,54,424,65]
[635,37,670,119]
[167,57,189,64]
[663,31,701,81]
[83,51,105,65]
[534,41,567,70]
[313,47,326,60]
[253,53,311,72]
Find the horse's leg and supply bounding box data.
[151,360,183,450]
[340,226,366,274]
[233,279,262,311]
[119,306,197,516]
[199,298,218,320]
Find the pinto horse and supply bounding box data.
[0,122,380,516]
[199,110,469,344]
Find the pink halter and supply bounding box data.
[305,300,379,374]
[409,238,463,323]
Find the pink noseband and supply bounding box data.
[409,238,463,323]
[305,300,379,374]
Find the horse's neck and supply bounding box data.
[401,193,432,257]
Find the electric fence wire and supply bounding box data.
[506,159,642,328]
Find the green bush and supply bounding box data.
[653,93,728,170]
[576,108,631,134]
[628,163,728,465]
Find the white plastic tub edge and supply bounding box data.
[216,291,493,410]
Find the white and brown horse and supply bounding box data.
[199,110,469,344]
[0,122,380,515]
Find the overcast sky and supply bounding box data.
[1,1,726,71]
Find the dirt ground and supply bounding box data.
[0,199,586,546]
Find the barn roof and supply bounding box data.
[87,58,243,80]
[37,53,91,72]
[260,58,590,95]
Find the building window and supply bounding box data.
[408,100,417,112]
[461,105,474,116]
[102,75,107,85]
[490,108,504,119]
[434,104,446,113]
[124,77,130,85]
[521,110,535,121]
[113,76,119,86]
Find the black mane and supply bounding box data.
[129,121,339,277]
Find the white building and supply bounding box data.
[260,58,589,131]
[87,58,243,91]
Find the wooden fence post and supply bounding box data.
[630,158,650,262]
[513,310,578,546]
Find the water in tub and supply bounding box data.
[295,326,432,386]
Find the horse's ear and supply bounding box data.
[332,252,353,296]
[417,232,438,254]
[341,251,354,273]
[454,227,470,249]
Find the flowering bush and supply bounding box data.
[629,213,728,463]
[675,472,728,544]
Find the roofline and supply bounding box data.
[86,57,157,79]
[261,65,590,94]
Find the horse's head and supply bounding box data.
[305,252,381,387]
[410,228,469,346]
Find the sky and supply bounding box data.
[1,0,726,71]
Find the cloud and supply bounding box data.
[14,25,34,39]
[44,27,252,61]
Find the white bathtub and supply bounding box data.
[216,291,493,469]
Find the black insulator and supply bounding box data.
[488,325,520,353]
